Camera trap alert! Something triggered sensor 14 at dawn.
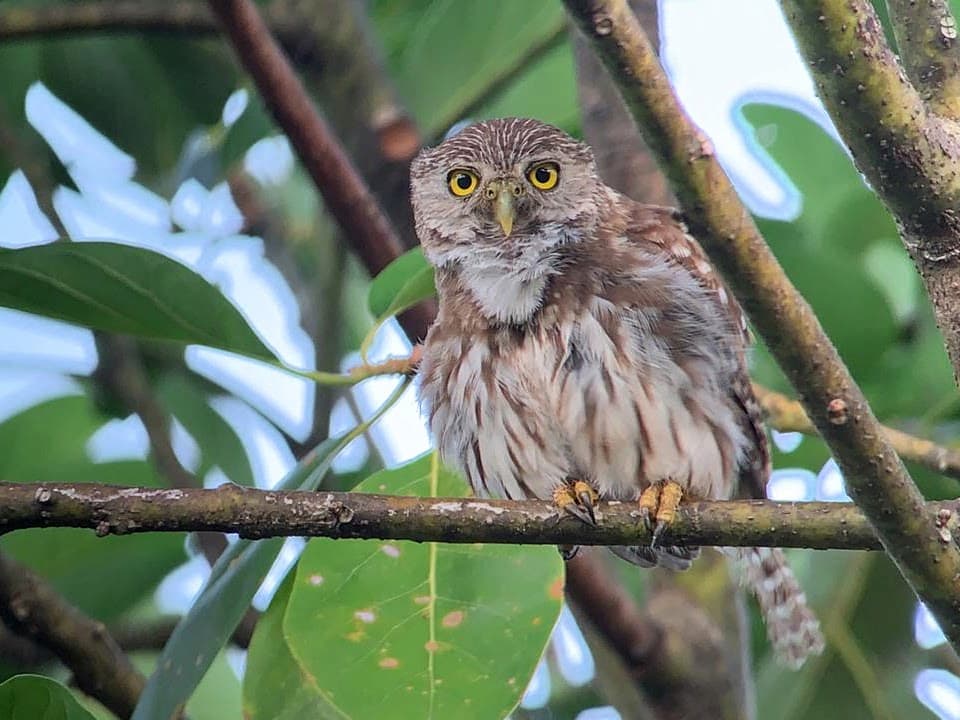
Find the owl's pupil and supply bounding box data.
[456,174,472,190]
[535,167,551,183]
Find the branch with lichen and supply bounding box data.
[5,481,959,551]
[563,0,960,656]
[0,551,145,719]
[779,0,960,390]
[885,0,960,119]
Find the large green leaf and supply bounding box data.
[131,416,391,720]
[243,575,344,720]
[281,454,564,720]
[130,536,284,720]
[0,675,95,720]
[740,104,899,380]
[0,242,276,361]
[387,0,567,135]
[367,246,436,320]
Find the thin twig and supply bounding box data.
[564,0,960,654]
[5,482,959,550]
[0,551,145,719]
[307,347,422,386]
[753,384,960,482]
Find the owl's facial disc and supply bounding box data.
[482,178,524,237]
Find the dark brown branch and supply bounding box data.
[206,0,433,340]
[0,1,219,40]
[572,0,675,207]
[779,0,960,388]
[0,551,145,719]
[564,0,960,654]
[886,0,960,119]
[4,482,957,550]
[275,0,423,250]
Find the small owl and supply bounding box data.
[412,117,824,667]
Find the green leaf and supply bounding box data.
[367,246,436,320]
[243,575,344,720]
[0,397,186,621]
[0,675,96,720]
[156,372,256,487]
[739,104,899,380]
[0,242,276,361]
[388,0,567,136]
[131,420,386,720]
[282,454,564,720]
[131,537,284,720]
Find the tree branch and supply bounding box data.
[94,335,227,562]
[886,0,960,119]
[779,0,960,390]
[5,482,958,550]
[0,551,145,719]
[563,0,960,654]
[0,1,218,40]
[753,383,960,482]
[206,0,433,340]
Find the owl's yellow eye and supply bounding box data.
[528,162,559,190]
[448,170,479,197]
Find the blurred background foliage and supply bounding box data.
[0,0,958,719]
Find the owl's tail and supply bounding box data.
[733,546,825,668]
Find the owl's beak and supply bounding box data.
[495,191,515,237]
[489,182,519,237]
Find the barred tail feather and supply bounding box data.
[735,546,825,668]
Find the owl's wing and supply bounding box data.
[623,203,770,500]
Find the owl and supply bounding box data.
[411,117,824,667]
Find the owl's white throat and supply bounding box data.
[460,264,551,325]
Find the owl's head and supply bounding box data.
[410,118,601,271]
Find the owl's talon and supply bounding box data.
[639,479,684,547]
[554,480,599,526]
[558,544,580,561]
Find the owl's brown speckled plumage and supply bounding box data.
[412,117,823,667]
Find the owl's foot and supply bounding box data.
[553,480,599,525]
[558,544,580,561]
[638,479,684,547]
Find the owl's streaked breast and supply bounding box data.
[418,253,747,504]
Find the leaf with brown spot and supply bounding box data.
[280,453,564,720]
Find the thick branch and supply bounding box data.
[886,0,960,119]
[4,482,958,550]
[564,0,960,653]
[780,0,960,387]
[206,0,433,340]
[0,551,145,719]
